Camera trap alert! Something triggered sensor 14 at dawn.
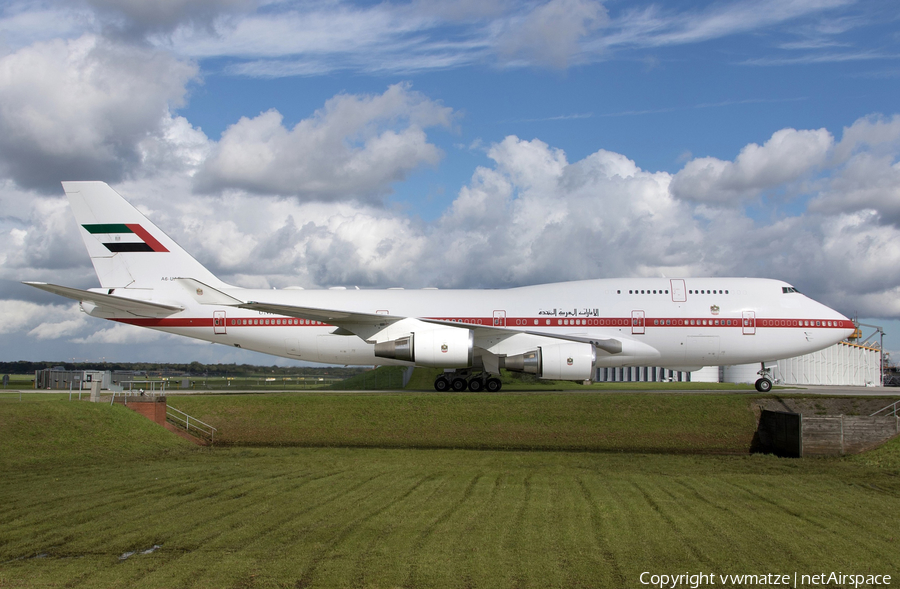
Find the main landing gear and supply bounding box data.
[755,363,776,393]
[434,369,502,392]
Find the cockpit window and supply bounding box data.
[782,286,800,294]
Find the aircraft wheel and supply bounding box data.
[755,378,773,393]
[434,377,450,392]
[451,377,468,392]
[468,378,484,392]
[486,378,502,392]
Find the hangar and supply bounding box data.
[594,322,885,387]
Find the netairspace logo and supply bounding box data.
[639,571,892,588]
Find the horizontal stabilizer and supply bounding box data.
[23,282,183,317]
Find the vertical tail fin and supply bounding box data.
[63,181,227,291]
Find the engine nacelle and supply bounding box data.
[503,342,596,381]
[541,342,595,380]
[373,327,473,368]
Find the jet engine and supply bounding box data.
[503,342,596,381]
[374,326,473,368]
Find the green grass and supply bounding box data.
[169,392,759,452]
[324,365,407,390]
[0,396,192,468]
[1,394,898,588]
[0,374,37,394]
[2,444,898,588]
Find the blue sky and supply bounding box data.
[1,0,899,365]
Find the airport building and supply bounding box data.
[34,369,147,391]
[35,368,111,390]
[594,333,884,387]
[731,341,882,387]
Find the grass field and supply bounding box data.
[1,395,898,588]
[168,391,760,452]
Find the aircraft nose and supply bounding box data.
[827,310,856,340]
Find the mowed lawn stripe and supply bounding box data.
[268,472,432,587]
[666,477,775,572]
[721,475,900,567]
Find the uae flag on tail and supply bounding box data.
[82,224,169,253]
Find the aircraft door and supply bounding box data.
[742,311,756,335]
[670,279,686,302]
[493,310,506,327]
[632,310,645,335]
[213,310,227,334]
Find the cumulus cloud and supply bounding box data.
[428,136,701,287]
[832,114,900,162]
[810,153,900,224]
[71,322,168,344]
[1,197,85,272]
[0,299,86,338]
[670,127,833,203]
[193,83,455,201]
[187,199,427,288]
[0,34,198,192]
[808,115,900,225]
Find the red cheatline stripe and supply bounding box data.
[115,318,213,327]
[125,224,169,253]
[114,317,853,329]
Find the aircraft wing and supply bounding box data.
[238,300,623,354]
[180,280,625,355]
[416,317,623,354]
[23,282,184,317]
[176,278,404,325]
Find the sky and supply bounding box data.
[1,0,899,366]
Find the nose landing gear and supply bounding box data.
[755,363,777,392]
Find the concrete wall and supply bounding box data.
[802,415,900,456]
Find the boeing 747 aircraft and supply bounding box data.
[25,182,855,392]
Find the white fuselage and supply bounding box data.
[106,277,853,369]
